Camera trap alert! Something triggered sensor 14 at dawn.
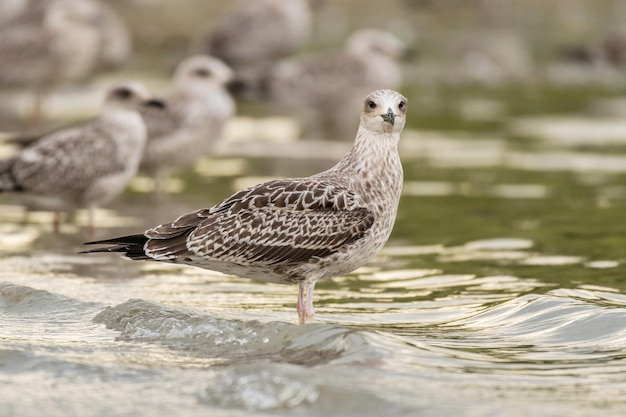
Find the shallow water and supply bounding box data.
[3,89,626,416]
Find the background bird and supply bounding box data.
[238,28,409,140]
[0,0,132,127]
[194,0,313,71]
[82,89,407,324]
[138,55,236,196]
[0,81,150,234]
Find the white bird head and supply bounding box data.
[173,55,234,88]
[359,89,407,135]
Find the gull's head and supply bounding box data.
[360,89,407,135]
[103,80,152,110]
[173,55,234,88]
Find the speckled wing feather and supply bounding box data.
[4,118,96,148]
[12,122,126,193]
[144,179,375,266]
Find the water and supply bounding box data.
[2,85,626,416]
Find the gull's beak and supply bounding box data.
[381,108,395,126]
[143,98,166,109]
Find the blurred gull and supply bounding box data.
[0,0,102,125]
[0,0,131,70]
[0,0,31,28]
[83,89,407,324]
[0,81,150,234]
[139,55,236,195]
[195,0,312,70]
[0,0,132,125]
[241,29,408,139]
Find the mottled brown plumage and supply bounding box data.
[0,81,150,233]
[83,89,407,324]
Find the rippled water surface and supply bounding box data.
[3,87,626,416]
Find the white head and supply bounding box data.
[359,89,407,135]
[173,55,234,88]
[102,80,152,110]
[347,29,408,61]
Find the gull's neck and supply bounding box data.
[333,126,400,174]
[326,125,403,211]
[99,105,146,144]
[100,105,139,124]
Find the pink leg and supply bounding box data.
[296,281,317,325]
[304,282,316,324]
[297,283,306,325]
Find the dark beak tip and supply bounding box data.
[382,108,395,126]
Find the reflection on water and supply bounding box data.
[2,250,626,417]
[3,99,626,416]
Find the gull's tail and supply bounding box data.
[80,234,151,260]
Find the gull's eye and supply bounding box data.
[398,101,405,110]
[368,100,376,109]
[114,87,132,99]
[194,68,211,78]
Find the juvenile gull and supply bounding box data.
[0,0,102,125]
[82,89,407,324]
[244,29,408,139]
[195,0,312,70]
[0,0,131,70]
[139,55,236,195]
[0,0,132,124]
[0,81,150,233]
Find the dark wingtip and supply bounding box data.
[78,247,115,254]
[79,234,151,260]
[83,234,148,246]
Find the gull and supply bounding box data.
[0,0,131,125]
[244,29,408,139]
[195,0,312,70]
[82,89,407,324]
[138,55,236,195]
[0,0,131,70]
[0,0,31,28]
[0,81,150,233]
